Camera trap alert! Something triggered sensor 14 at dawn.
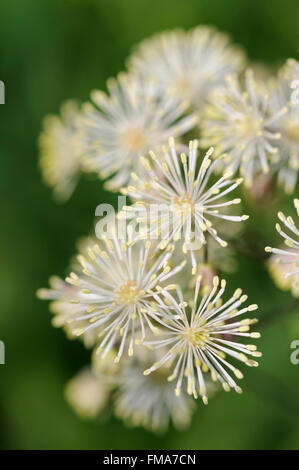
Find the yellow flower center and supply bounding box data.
[184,326,210,347]
[120,126,147,152]
[240,116,261,138]
[171,192,194,215]
[116,280,141,304]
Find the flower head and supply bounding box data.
[114,349,195,433]
[143,275,261,402]
[122,138,248,273]
[39,100,83,201]
[37,275,98,348]
[128,26,244,107]
[267,249,299,297]
[80,72,196,190]
[200,70,285,186]
[65,368,112,420]
[265,199,299,283]
[268,59,299,193]
[63,232,185,363]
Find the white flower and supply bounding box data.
[64,232,185,363]
[143,275,261,402]
[265,198,299,281]
[80,72,196,190]
[128,26,244,107]
[114,349,195,433]
[200,70,285,187]
[267,249,299,298]
[36,275,98,348]
[65,368,112,419]
[122,138,248,273]
[268,59,299,194]
[39,100,83,201]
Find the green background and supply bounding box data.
[1,0,299,450]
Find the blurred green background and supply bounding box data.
[1,0,299,450]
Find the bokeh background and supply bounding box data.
[1,0,299,450]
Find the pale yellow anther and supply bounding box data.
[239,325,250,332]
[149,150,157,160]
[167,373,177,382]
[211,371,217,382]
[159,240,168,249]
[131,172,139,181]
[278,211,286,222]
[82,288,91,294]
[246,344,257,351]
[204,159,211,169]
[241,318,252,325]
[202,396,208,405]
[206,147,214,157]
[250,332,261,338]
[252,351,262,357]
[287,216,294,226]
[168,136,175,148]
[234,369,244,379]
[180,153,187,164]
[246,359,259,367]
[166,284,179,291]
[222,382,231,392]
[223,170,233,179]
[239,353,248,362]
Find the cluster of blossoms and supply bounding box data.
[265,199,299,296]
[38,25,299,433]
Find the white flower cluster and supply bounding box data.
[37,25,299,433]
